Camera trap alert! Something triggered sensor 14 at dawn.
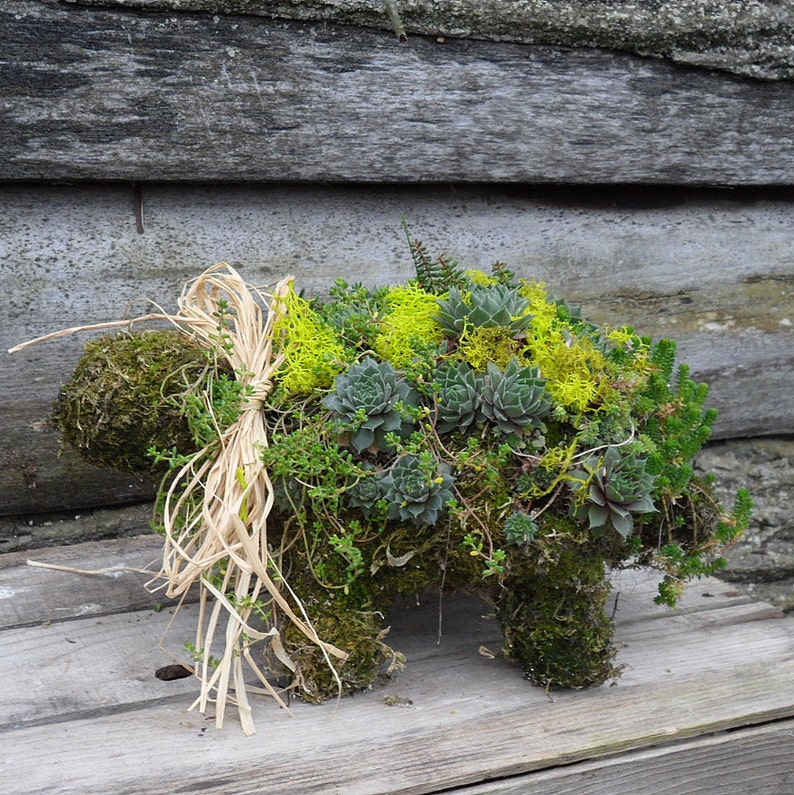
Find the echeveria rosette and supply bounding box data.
[323,357,418,452]
[435,284,533,338]
[480,359,552,435]
[346,464,384,518]
[576,446,657,538]
[503,512,539,547]
[381,454,456,527]
[435,360,483,433]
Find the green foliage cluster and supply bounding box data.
[53,237,752,703]
[253,240,750,696]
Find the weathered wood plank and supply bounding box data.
[0,533,182,629]
[1,581,792,794]
[0,501,156,556]
[0,604,201,729]
[0,533,755,631]
[3,1,794,183]
[2,183,791,516]
[64,0,794,81]
[460,720,794,795]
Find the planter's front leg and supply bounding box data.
[497,539,619,690]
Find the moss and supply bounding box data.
[279,599,403,703]
[457,326,523,371]
[374,288,446,370]
[520,283,618,412]
[497,532,619,689]
[52,330,210,472]
[272,286,348,396]
[53,254,748,712]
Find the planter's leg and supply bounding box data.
[497,541,619,689]
[278,601,403,703]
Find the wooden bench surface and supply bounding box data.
[1,534,793,794]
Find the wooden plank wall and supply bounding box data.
[3,183,792,517]
[1,0,792,517]
[3,0,794,183]
[58,0,794,82]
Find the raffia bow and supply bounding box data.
[12,263,347,735]
[152,264,347,734]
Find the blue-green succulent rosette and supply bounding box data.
[571,446,657,539]
[380,454,455,527]
[322,357,419,453]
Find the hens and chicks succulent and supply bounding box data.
[310,276,657,543]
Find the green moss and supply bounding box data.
[54,244,749,709]
[457,325,523,370]
[272,286,349,396]
[373,283,446,369]
[53,330,210,472]
[497,533,619,689]
[279,599,403,703]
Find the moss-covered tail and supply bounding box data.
[497,536,618,689]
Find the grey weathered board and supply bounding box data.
[58,0,794,82]
[1,534,793,794]
[2,183,792,517]
[3,0,794,184]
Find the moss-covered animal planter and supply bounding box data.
[46,239,751,733]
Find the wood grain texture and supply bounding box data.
[461,721,794,795]
[61,0,794,81]
[0,533,179,629]
[3,0,794,184]
[0,501,156,556]
[1,537,793,795]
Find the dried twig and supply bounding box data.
[384,0,407,42]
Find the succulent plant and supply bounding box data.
[346,464,384,517]
[575,446,656,538]
[323,357,418,452]
[435,360,483,433]
[435,284,533,338]
[479,359,551,434]
[503,512,539,547]
[381,454,456,527]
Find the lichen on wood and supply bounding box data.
[64,0,794,80]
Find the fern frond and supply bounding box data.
[403,220,466,293]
